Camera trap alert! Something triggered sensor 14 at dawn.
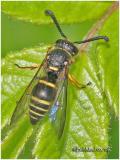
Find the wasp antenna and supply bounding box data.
[102,36,109,42]
[74,36,109,44]
[45,10,67,39]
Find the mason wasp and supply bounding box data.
[10,10,109,137]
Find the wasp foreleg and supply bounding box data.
[68,74,91,89]
[15,64,40,70]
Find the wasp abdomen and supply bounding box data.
[29,78,57,124]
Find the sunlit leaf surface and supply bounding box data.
[2,2,112,24]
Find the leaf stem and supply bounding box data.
[79,1,118,52]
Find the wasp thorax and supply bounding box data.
[48,48,69,70]
[56,39,78,56]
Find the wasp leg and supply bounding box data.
[68,74,91,89]
[69,58,75,64]
[15,64,40,70]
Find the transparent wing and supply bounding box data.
[10,58,47,126]
[49,67,68,139]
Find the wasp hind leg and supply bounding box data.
[68,74,91,89]
[15,64,40,70]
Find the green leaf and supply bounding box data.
[2,115,33,158]
[2,2,118,159]
[98,10,119,116]
[61,47,110,159]
[2,1,112,25]
[60,9,118,159]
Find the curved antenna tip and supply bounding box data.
[104,36,109,42]
[45,10,53,16]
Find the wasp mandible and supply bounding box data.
[11,10,109,137]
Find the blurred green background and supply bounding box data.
[2,13,94,57]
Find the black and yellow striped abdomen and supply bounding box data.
[29,77,57,124]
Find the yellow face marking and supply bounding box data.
[30,109,44,117]
[30,103,48,112]
[30,115,38,120]
[49,66,58,71]
[39,80,56,88]
[32,96,50,106]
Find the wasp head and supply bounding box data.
[55,39,78,56]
